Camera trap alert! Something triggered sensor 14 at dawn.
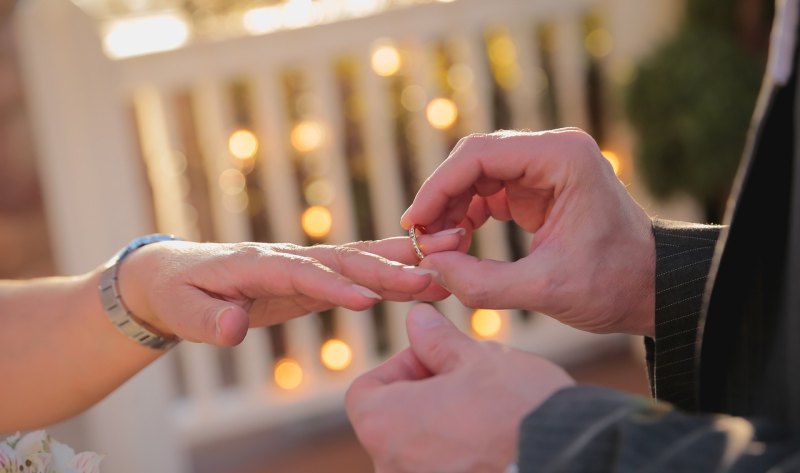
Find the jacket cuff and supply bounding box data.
[649,219,722,410]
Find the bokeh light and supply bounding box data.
[487,33,521,89]
[400,85,427,112]
[320,339,353,371]
[471,309,503,338]
[426,97,458,130]
[229,129,259,160]
[243,6,283,35]
[218,168,246,195]
[223,191,249,213]
[447,64,474,91]
[585,28,614,59]
[274,358,303,390]
[103,14,190,59]
[291,120,326,153]
[302,205,333,239]
[487,35,517,68]
[304,178,336,206]
[601,150,621,176]
[371,42,402,77]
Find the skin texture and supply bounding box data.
[0,231,461,431]
[401,129,656,337]
[346,304,575,473]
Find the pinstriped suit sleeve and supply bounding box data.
[647,219,722,410]
[517,386,800,473]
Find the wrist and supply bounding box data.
[99,234,182,349]
[116,243,174,338]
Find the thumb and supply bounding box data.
[165,286,249,347]
[406,303,476,374]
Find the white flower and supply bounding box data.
[0,431,103,473]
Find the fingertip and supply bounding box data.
[397,266,438,294]
[400,211,413,230]
[353,284,382,300]
[417,227,465,255]
[405,303,472,374]
[407,303,449,331]
[343,284,383,312]
[372,264,436,296]
[217,307,248,346]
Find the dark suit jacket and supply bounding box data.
[516,8,800,473]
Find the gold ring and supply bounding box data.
[409,224,426,260]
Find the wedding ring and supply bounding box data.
[409,224,426,260]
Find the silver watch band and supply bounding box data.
[99,234,181,350]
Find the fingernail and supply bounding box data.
[411,304,448,328]
[431,227,466,237]
[353,285,382,300]
[400,209,411,226]
[402,266,440,278]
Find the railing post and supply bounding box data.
[132,87,201,240]
[192,80,253,243]
[552,16,590,129]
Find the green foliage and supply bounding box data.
[685,0,739,32]
[626,16,763,214]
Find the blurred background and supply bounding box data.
[0,0,771,471]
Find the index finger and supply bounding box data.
[400,129,580,230]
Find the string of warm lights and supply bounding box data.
[272,310,505,391]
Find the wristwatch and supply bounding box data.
[98,234,182,350]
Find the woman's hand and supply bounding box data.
[118,231,463,346]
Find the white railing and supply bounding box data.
[15,0,678,471]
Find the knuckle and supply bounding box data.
[333,245,361,258]
[348,239,378,255]
[271,242,304,253]
[529,272,558,300]
[231,242,267,259]
[454,281,489,309]
[562,129,604,169]
[460,132,486,146]
[332,246,364,270]
[452,133,489,156]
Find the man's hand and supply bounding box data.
[117,231,462,346]
[346,304,575,473]
[402,129,656,336]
